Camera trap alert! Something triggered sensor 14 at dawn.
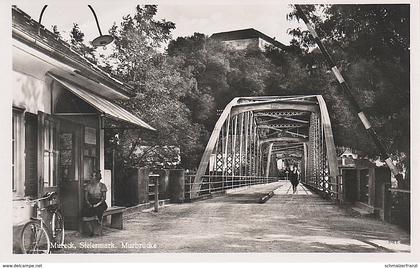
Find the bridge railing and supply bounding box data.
[303,175,343,202]
[184,175,287,200]
[385,187,410,232]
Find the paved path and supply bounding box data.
[59,181,410,253]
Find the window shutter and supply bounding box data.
[24,113,38,198]
[37,112,45,196]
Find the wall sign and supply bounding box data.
[84,127,96,145]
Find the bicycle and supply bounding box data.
[20,191,65,254]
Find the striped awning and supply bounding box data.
[48,73,156,131]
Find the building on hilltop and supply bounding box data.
[211,28,288,52]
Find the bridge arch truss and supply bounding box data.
[191,95,340,199]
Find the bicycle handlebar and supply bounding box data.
[26,191,57,205]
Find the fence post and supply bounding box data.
[187,175,191,200]
[337,175,342,203]
[383,182,391,222]
[138,167,150,205]
[154,176,159,212]
[209,175,212,193]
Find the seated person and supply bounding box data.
[82,170,108,236]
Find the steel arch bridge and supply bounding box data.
[190,95,340,199]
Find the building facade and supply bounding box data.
[211,28,288,52]
[12,6,154,231]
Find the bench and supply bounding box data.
[102,206,126,230]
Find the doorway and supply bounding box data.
[343,169,357,203]
[58,119,82,230]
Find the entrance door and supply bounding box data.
[343,169,357,203]
[58,119,82,230]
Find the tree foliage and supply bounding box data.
[69,23,98,64]
[51,25,61,39]
[287,4,410,158]
[65,4,409,179]
[102,5,204,173]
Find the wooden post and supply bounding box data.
[138,167,150,204]
[383,182,391,222]
[111,149,115,206]
[154,176,159,212]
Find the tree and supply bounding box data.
[69,23,98,64]
[107,5,175,83]
[51,25,61,39]
[168,35,287,131]
[57,4,409,180]
[104,5,204,173]
[287,4,410,159]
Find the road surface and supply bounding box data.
[58,181,410,253]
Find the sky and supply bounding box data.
[12,0,303,49]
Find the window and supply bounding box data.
[42,116,58,188]
[83,126,97,181]
[59,133,73,180]
[12,112,17,191]
[12,109,23,194]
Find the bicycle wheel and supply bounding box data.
[20,220,51,254]
[51,210,65,245]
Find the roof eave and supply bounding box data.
[12,6,136,98]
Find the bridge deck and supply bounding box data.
[61,182,410,253]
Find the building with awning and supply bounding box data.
[12,6,154,232]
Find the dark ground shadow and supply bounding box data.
[206,193,267,204]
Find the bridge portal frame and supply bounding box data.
[191,95,339,199]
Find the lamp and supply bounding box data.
[87,5,114,47]
[37,5,114,47]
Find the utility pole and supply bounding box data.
[294,5,402,180]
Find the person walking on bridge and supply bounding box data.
[289,166,299,194]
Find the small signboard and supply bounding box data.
[84,127,96,145]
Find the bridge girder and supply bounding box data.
[231,101,318,118]
[259,137,308,145]
[258,123,306,129]
[191,95,339,199]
